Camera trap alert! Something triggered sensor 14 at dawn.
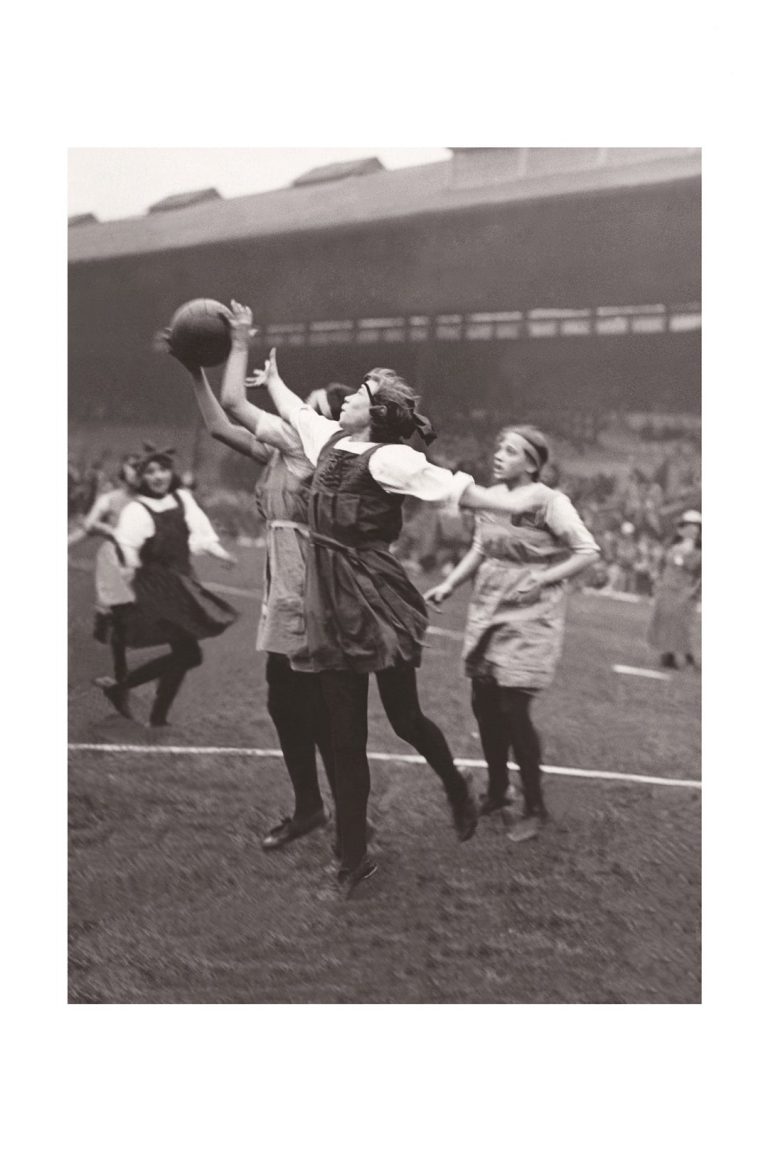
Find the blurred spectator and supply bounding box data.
[647,511,702,668]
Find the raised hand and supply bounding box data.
[155,326,200,374]
[247,347,280,389]
[227,300,256,346]
[264,347,280,385]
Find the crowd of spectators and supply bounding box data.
[70,418,700,600]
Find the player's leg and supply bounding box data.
[148,636,203,727]
[499,687,547,842]
[319,669,374,886]
[262,654,328,849]
[376,663,478,841]
[470,677,513,814]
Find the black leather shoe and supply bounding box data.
[99,679,133,720]
[479,789,515,816]
[337,857,378,898]
[507,806,549,843]
[262,808,328,851]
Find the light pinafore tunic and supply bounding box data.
[463,485,599,690]
[252,449,313,657]
[92,488,135,609]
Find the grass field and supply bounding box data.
[68,542,701,1004]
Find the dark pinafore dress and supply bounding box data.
[119,493,238,649]
[300,432,428,674]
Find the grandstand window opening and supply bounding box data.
[596,303,666,316]
[528,320,558,338]
[436,314,463,340]
[466,322,494,340]
[254,302,699,347]
[308,320,355,346]
[266,322,307,347]
[560,318,592,336]
[595,315,630,335]
[668,311,701,332]
[631,315,666,334]
[408,316,430,342]
[356,317,406,344]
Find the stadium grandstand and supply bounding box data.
[69,147,700,447]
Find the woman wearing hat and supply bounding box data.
[426,425,600,842]
[647,510,702,669]
[100,446,238,726]
[254,351,564,894]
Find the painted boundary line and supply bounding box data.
[68,743,701,790]
[613,664,671,681]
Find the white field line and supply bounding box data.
[613,664,671,681]
[68,743,701,790]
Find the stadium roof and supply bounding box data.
[68,148,701,264]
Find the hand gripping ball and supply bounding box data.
[167,299,232,367]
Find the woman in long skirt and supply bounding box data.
[168,307,350,850]
[426,426,600,841]
[647,510,702,669]
[255,349,560,895]
[102,446,238,726]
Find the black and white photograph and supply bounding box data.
[10,3,767,1145]
[67,146,701,1004]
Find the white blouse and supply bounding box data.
[291,405,474,511]
[115,489,221,569]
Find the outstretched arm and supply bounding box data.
[459,482,547,517]
[219,303,306,459]
[186,364,267,461]
[257,347,304,425]
[220,300,264,435]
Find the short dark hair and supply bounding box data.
[135,453,182,496]
[367,369,420,444]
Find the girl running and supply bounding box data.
[425,426,600,842]
[100,446,238,726]
[256,348,558,894]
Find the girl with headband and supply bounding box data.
[101,445,238,726]
[253,350,559,895]
[165,303,352,851]
[426,426,600,842]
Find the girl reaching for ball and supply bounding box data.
[253,348,563,894]
[425,426,600,841]
[99,446,238,726]
[167,303,353,851]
